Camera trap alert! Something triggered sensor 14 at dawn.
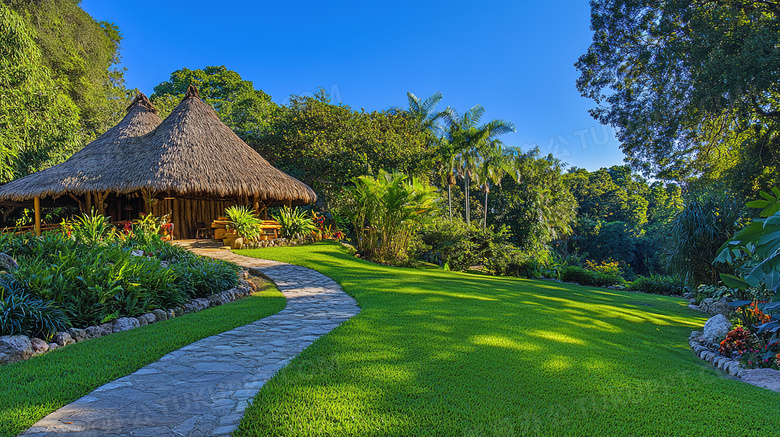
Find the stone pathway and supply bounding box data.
[23,240,360,436]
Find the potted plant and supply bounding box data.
[224,206,261,248]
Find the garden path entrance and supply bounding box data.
[22,240,360,436]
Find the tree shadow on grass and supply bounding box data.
[238,243,780,436]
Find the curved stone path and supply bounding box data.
[23,241,360,436]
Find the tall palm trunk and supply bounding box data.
[483,187,489,230]
[464,172,470,225]
[448,184,452,222]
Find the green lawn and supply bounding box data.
[236,242,780,436]
[0,283,285,437]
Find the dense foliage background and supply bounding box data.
[5,0,779,296]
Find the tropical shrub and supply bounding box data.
[665,192,742,287]
[62,209,115,245]
[0,280,69,339]
[484,248,538,278]
[628,275,686,296]
[585,259,623,277]
[311,211,344,241]
[716,188,780,296]
[560,266,622,287]
[169,256,239,298]
[225,206,261,242]
[718,326,752,358]
[721,301,780,369]
[273,206,316,240]
[341,170,438,264]
[0,220,240,330]
[417,217,521,272]
[418,218,479,270]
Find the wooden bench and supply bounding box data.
[259,220,282,239]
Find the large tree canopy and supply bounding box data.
[150,66,278,145]
[561,165,683,275]
[576,0,780,192]
[0,3,82,182]
[5,0,128,139]
[256,91,437,201]
[489,148,577,252]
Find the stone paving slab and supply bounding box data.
[22,241,360,436]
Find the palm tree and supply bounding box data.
[405,91,443,132]
[441,105,515,225]
[433,136,458,222]
[473,140,513,230]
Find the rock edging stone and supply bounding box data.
[690,315,780,392]
[0,270,256,364]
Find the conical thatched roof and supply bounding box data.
[0,93,162,200]
[0,87,317,205]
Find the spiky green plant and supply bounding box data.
[272,206,316,240]
[63,209,114,245]
[225,206,261,242]
[342,170,439,263]
[0,278,69,339]
[665,192,742,286]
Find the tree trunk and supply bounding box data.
[483,187,489,230]
[448,184,452,222]
[465,172,470,225]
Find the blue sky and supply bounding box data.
[81,0,625,171]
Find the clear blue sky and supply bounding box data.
[81,0,625,171]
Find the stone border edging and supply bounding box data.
[0,271,257,364]
[688,330,743,377]
[689,329,780,392]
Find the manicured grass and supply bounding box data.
[0,283,285,437]
[236,242,780,436]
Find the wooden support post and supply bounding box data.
[33,196,41,236]
[94,192,108,216]
[252,195,260,214]
[85,192,92,213]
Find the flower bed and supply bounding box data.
[689,305,780,392]
[0,218,243,361]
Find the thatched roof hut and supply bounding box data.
[0,87,317,237]
[111,85,316,203]
[0,93,162,200]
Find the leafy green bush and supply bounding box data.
[716,187,780,295]
[225,206,261,242]
[169,256,239,298]
[0,279,69,339]
[418,218,515,272]
[341,170,438,264]
[9,243,183,326]
[272,206,316,240]
[628,275,685,295]
[484,247,538,278]
[560,265,622,287]
[62,209,115,245]
[0,226,240,330]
